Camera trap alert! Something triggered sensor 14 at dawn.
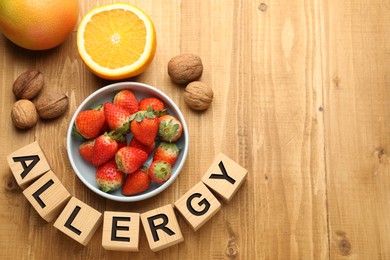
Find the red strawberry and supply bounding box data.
[121,166,151,196]
[103,102,131,133]
[92,132,125,167]
[158,115,183,142]
[148,161,172,183]
[74,108,105,139]
[130,107,159,147]
[129,137,155,155]
[153,142,179,166]
[113,89,139,115]
[115,147,148,174]
[78,139,95,165]
[96,160,125,193]
[139,97,166,115]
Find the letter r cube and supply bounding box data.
[140,204,184,252]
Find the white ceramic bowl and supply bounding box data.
[66,82,189,202]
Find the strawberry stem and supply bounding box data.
[100,186,113,193]
[130,108,156,123]
[92,104,103,110]
[158,119,180,142]
[106,131,126,142]
[72,125,84,139]
[152,161,171,181]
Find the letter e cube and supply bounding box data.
[102,211,140,251]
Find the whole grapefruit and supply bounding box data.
[0,0,79,50]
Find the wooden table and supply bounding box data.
[1,0,390,259]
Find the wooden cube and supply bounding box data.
[23,170,71,222]
[6,141,51,189]
[54,197,102,246]
[102,211,140,251]
[140,204,184,252]
[174,182,221,231]
[202,153,248,202]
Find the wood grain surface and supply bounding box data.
[1,0,390,259]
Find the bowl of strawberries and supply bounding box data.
[66,82,189,202]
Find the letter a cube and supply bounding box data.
[6,142,51,189]
[202,153,248,202]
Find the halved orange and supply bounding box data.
[77,3,157,80]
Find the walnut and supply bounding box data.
[184,81,213,111]
[35,91,68,119]
[168,53,203,85]
[13,69,44,100]
[11,99,38,129]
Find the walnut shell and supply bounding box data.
[11,99,38,129]
[13,69,44,100]
[36,92,68,119]
[184,81,213,111]
[168,53,203,85]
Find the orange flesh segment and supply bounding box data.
[83,9,147,69]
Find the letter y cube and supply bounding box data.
[202,153,248,202]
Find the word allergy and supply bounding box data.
[6,141,248,252]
